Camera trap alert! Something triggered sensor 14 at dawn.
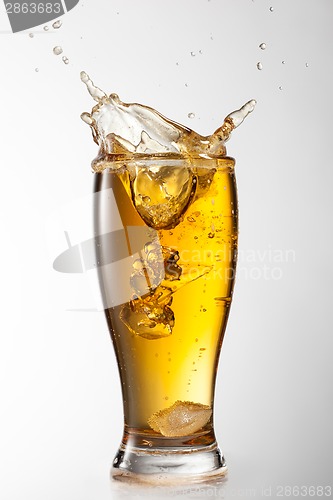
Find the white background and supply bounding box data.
[0,1,332,499]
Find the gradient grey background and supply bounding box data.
[0,1,332,499]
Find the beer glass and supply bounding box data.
[93,154,237,483]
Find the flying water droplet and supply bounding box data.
[269,6,274,12]
[53,46,63,55]
[190,51,196,57]
[257,62,263,70]
[80,71,107,102]
[282,60,286,65]
[43,26,49,31]
[35,68,39,72]
[278,86,283,91]
[53,20,62,29]
[305,62,309,68]
[80,112,93,125]
[225,100,256,128]
[29,33,34,38]
[259,43,266,50]
[62,56,69,65]
[188,113,195,119]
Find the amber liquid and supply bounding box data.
[94,156,237,449]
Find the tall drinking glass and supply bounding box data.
[93,153,237,483]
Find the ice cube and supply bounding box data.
[120,286,174,340]
[162,246,182,280]
[132,166,195,229]
[148,400,212,437]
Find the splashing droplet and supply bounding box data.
[188,113,195,119]
[53,20,62,29]
[269,6,274,12]
[53,46,63,55]
[259,43,266,50]
[225,100,256,128]
[62,56,69,65]
[80,112,93,125]
[80,71,107,102]
[257,62,263,70]
[43,26,49,31]
[29,33,34,38]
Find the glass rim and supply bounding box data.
[92,154,235,173]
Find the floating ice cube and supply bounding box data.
[120,286,174,340]
[132,165,195,229]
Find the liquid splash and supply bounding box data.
[80,71,256,170]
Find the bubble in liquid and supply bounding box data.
[53,20,62,29]
[259,43,266,50]
[43,26,49,31]
[53,46,63,55]
[29,33,34,38]
[257,62,263,70]
[188,112,195,119]
[269,6,274,12]
[62,56,69,65]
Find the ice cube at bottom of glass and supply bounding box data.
[148,400,212,437]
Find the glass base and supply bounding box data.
[111,442,227,485]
